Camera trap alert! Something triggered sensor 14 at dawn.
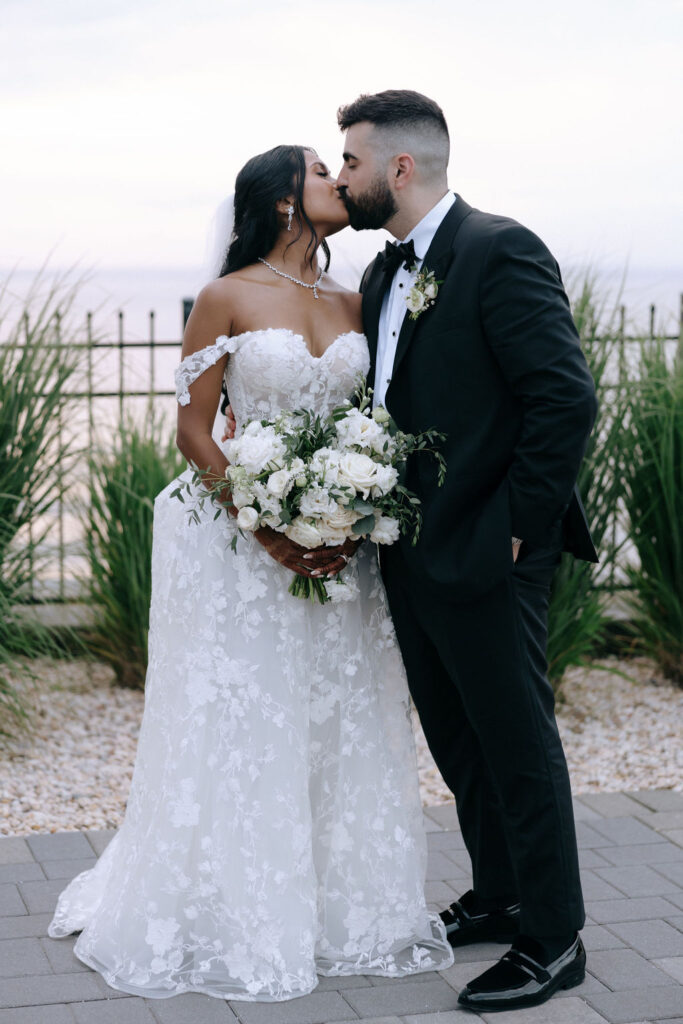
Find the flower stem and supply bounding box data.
[288,573,330,604]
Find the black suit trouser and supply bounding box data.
[381,539,585,939]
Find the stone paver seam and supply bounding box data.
[15,880,30,916]
[650,861,683,885]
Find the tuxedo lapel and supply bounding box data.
[361,256,391,385]
[388,195,472,386]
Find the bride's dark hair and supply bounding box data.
[218,145,331,277]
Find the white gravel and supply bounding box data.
[1,656,681,836]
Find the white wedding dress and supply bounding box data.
[48,327,453,1001]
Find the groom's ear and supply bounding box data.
[393,153,415,189]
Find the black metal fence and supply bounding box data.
[15,294,683,604]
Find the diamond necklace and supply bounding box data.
[258,257,325,299]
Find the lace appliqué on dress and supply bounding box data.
[47,328,453,1002]
[174,333,240,406]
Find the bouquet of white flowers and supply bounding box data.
[175,382,446,603]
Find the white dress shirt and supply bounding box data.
[374,191,456,410]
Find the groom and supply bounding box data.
[336,90,598,1013]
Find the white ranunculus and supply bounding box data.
[371,464,399,496]
[223,439,240,463]
[406,287,426,314]
[266,469,292,498]
[285,517,323,549]
[234,426,285,475]
[338,452,379,498]
[372,406,391,424]
[250,482,283,525]
[236,506,259,531]
[299,485,334,520]
[309,447,341,484]
[230,484,253,509]
[242,420,264,437]
[335,407,385,451]
[370,514,400,545]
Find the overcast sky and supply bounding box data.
[2,0,682,293]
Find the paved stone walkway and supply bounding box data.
[1,791,682,1023]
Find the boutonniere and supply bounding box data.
[405,265,442,321]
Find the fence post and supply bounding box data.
[24,313,35,602]
[149,310,156,399]
[611,304,628,595]
[86,312,95,598]
[649,303,656,341]
[55,310,65,602]
[118,310,124,425]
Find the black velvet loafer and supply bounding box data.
[458,934,586,1012]
[439,891,520,947]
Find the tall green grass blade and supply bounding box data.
[0,272,85,740]
[83,411,187,688]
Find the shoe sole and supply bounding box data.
[458,966,585,1012]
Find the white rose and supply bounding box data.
[371,464,399,496]
[324,575,360,603]
[285,517,323,549]
[372,406,391,424]
[406,287,426,314]
[318,524,352,546]
[266,469,292,498]
[370,514,400,545]
[423,280,438,300]
[337,452,379,498]
[236,506,259,531]
[322,502,359,530]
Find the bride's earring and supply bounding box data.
[287,205,294,231]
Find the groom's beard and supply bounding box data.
[338,174,398,231]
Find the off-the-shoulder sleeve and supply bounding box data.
[175,334,240,406]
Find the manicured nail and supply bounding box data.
[303,553,313,560]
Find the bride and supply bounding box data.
[47,144,453,1001]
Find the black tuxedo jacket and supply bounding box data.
[361,194,599,601]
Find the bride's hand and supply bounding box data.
[221,404,237,442]
[255,527,358,578]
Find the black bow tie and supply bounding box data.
[382,238,419,276]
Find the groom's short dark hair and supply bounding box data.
[337,90,449,139]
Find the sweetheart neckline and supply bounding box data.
[220,327,366,361]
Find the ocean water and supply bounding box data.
[3,257,681,345]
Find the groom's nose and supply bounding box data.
[336,166,348,188]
